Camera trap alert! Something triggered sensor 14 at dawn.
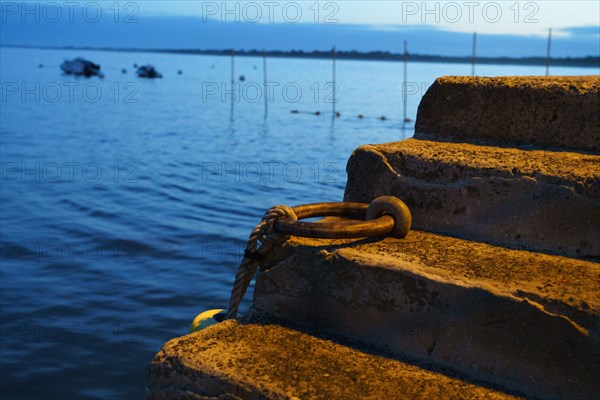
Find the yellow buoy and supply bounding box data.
[189,309,226,332]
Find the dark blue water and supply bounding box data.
[0,47,593,399]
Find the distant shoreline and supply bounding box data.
[3,44,599,68]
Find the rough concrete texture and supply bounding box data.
[148,320,522,400]
[414,76,600,152]
[344,138,600,259]
[253,232,600,400]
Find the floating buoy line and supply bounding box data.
[290,109,413,123]
[190,196,412,332]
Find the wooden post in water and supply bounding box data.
[263,49,268,119]
[545,28,552,76]
[332,46,337,118]
[403,40,408,123]
[471,32,477,76]
[230,50,235,120]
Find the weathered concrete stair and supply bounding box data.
[148,320,522,400]
[344,138,600,259]
[414,76,599,152]
[253,233,600,399]
[148,76,600,399]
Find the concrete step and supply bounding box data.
[252,232,600,399]
[147,320,522,400]
[344,138,600,259]
[414,76,600,152]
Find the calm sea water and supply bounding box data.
[0,46,594,399]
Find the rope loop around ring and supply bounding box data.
[225,205,297,319]
[225,197,410,320]
[259,205,297,247]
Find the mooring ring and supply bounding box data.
[273,196,412,239]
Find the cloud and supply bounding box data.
[562,26,600,37]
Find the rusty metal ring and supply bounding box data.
[273,196,411,239]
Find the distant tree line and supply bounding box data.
[7,45,600,68]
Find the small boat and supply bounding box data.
[60,57,103,78]
[136,65,162,79]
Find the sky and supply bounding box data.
[118,0,598,36]
[1,1,599,56]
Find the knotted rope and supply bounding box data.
[225,205,298,319]
[222,196,411,321]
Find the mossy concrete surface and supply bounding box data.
[344,138,600,259]
[253,232,600,399]
[414,76,600,152]
[148,321,522,400]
